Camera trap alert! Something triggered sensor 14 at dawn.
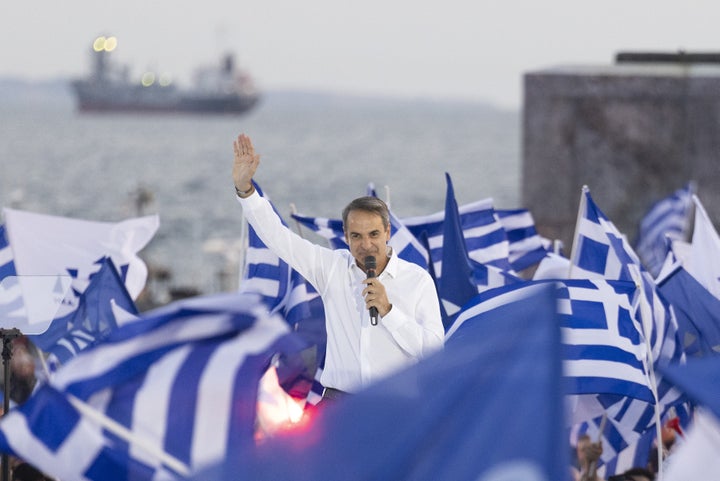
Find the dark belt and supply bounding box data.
[322,387,350,401]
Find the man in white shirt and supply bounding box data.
[232,133,444,399]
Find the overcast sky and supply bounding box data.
[2,1,718,109]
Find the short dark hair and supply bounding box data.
[623,467,654,480]
[342,196,390,231]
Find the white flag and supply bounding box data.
[664,410,720,481]
[3,208,159,301]
[684,195,720,299]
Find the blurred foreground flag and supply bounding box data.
[634,184,694,278]
[657,265,720,357]
[678,195,720,299]
[2,208,158,300]
[213,283,566,481]
[0,293,306,481]
[661,356,720,481]
[27,257,138,364]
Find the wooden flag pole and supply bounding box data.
[66,393,190,477]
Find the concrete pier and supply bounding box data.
[522,53,720,250]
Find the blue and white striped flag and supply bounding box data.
[0,225,16,281]
[404,195,515,273]
[676,194,720,299]
[27,257,138,365]
[557,278,652,402]
[278,270,327,402]
[569,186,641,281]
[239,184,328,404]
[446,278,652,402]
[0,224,22,325]
[569,187,687,445]
[238,182,291,313]
[229,282,568,481]
[495,208,552,272]
[290,213,347,249]
[635,184,694,278]
[657,264,720,357]
[0,292,306,481]
[434,173,518,330]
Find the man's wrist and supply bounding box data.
[235,184,254,198]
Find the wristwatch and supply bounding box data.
[235,185,254,197]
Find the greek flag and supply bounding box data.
[0,225,22,325]
[446,278,652,402]
[404,194,515,273]
[290,213,347,249]
[0,293,306,481]
[569,186,641,281]
[495,208,552,272]
[635,184,694,277]
[2,207,158,301]
[238,183,291,313]
[573,417,654,478]
[657,264,720,357]
[238,184,327,402]
[278,270,327,401]
[0,225,15,281]
[677,195,720,299]
[570,187,687,445]
[227,283,567,481]
[27,257,137,364]
[434,174,518,329]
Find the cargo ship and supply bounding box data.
[71,36,259,114]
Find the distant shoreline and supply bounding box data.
[0,77,516,113]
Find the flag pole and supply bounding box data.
[22,342,191,477]
[630,266,664,481]
[66,393,191,477]
[384,185,391,209]
[682,182,697,243]
[568,185,589,278]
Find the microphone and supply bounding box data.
[364,256,379,326]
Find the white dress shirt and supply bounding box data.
[238,192,444,392]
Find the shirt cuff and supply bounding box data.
[380,307,405,332]
[236,188,261,204]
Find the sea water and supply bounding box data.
[0,91,520,297]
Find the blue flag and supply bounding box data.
[215,283,566,481]
[635,184,693,277]
[0,225,16,281]
[447,278,652,402]
[570,187,687,458]
[0,292,306,481]
[435,173,482,329]
[660,356,720,420]
[657,264,720,357]
[495,208,552,272]
[239,182,292,313]
[404,196,515,273]
[28,257,137,363]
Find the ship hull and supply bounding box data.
[71,80,259,114]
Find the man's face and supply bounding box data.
[344,210,390,271]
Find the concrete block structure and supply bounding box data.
[522,53,720,251]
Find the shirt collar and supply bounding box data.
[348,247,398,278]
